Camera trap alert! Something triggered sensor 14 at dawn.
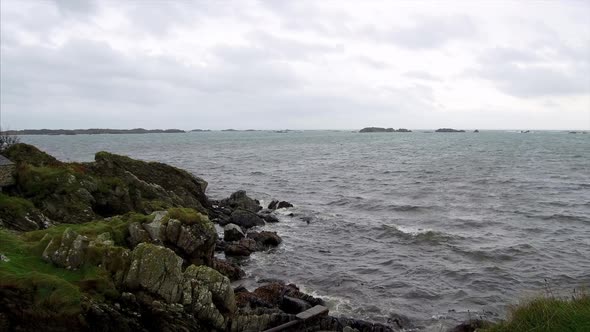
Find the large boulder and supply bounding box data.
[182,265,236,330]
[213,257,245,281]
[224,223,245,242]
[224,238,259,257]
[124,243,184,303]
[221,191,261,213]
[247,231,282,247]
[229,209,265,229]
[42,228,89,269]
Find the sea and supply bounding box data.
[21,130,590,331]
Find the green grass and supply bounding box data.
[0,193,35,219]
[0,229,117,314]
[483,293,590,332]
[166,207,209,226]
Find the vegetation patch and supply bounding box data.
[0,193,35,219]
[167,207,210,226]
[483,292,590,332]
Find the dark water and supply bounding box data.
[22,131,590,331]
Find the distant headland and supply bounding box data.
[435,128,466,133]
[359,127,412,133]
[1,128,186,135]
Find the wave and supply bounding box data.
[376,224,461,245]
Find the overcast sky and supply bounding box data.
[1,0,589,130]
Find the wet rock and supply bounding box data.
[268,200,279,210]
[258,211,280,223]
[124,243,183,303]
[247,231,282,247]
[221,190,262,213]
[224,238,258,257]
[447,319,489,332]
[277,201,294,209]
[229,209,265,229]
[213,257,245,281]
[224,223,245,242]
[280,295,312,314]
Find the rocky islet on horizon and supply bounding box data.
[0,143,401,332]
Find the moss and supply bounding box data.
[166,207,209,226]
[23,216,131,249]
[483,293,590,332]
[2,143,62,167]
[0,193,35,219]
[0,229,117,315]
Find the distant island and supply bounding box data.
[435,128,465,133]
[2,128,185,135]
[359,127,412,133]
[190,129,211,132]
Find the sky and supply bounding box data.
[1,0,589,130]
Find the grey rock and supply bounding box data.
[224,223,245,242]
[230,209,265,229]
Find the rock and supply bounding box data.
[224,223,245,242]
[277,201,293,209]
[224,238,258,257]
[280,295,312,314]
[447,319,489,332]
[182,265,236,330]
[42,228,89,269]
[247,231,282,247]
[213,257,245,281]
[1,143,62,167]
[258,212,279,223]
[221,190,262,213]
[0,193,51,231]
[127,210,217,266]
[229,209,265,229]
[268,200,279,210]
[359,127,412,133]
[124,243,183,303]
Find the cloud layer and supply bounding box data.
[1,0,589,130]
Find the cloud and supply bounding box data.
[403,71,441,81]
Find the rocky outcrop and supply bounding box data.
[127,209,217,266]
[228,209,265,229]
[0,194,51,231]
[247,231,282,246]
[213,258,245,281]
[224,223,245,241]
[267,200,294,210]
[221,191,261,213]
[124,243,184,303]
[42,228,90,269]
[223,231,282,257]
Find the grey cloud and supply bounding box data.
[362,15,478,49]
[473,44,589,98]
[403,71,441,81]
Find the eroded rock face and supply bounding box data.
[42,228,90,269]
[127,210,217,266]
[182,265,236,330]
[124,243,184,304]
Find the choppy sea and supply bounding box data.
[22,130,590,331]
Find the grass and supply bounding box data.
[166,207,210,226]
[0,229,117,314]
[483,291,590,332]
[0,193,36,219]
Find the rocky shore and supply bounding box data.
[0,143,400,332]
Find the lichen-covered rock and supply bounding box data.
[124,243,183,303]
[126,210,217,266]
[221,191,262,213]
[224,223,245,242]
[42,228,89,269]
[228,209,265,229]
[182,265,236,330]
